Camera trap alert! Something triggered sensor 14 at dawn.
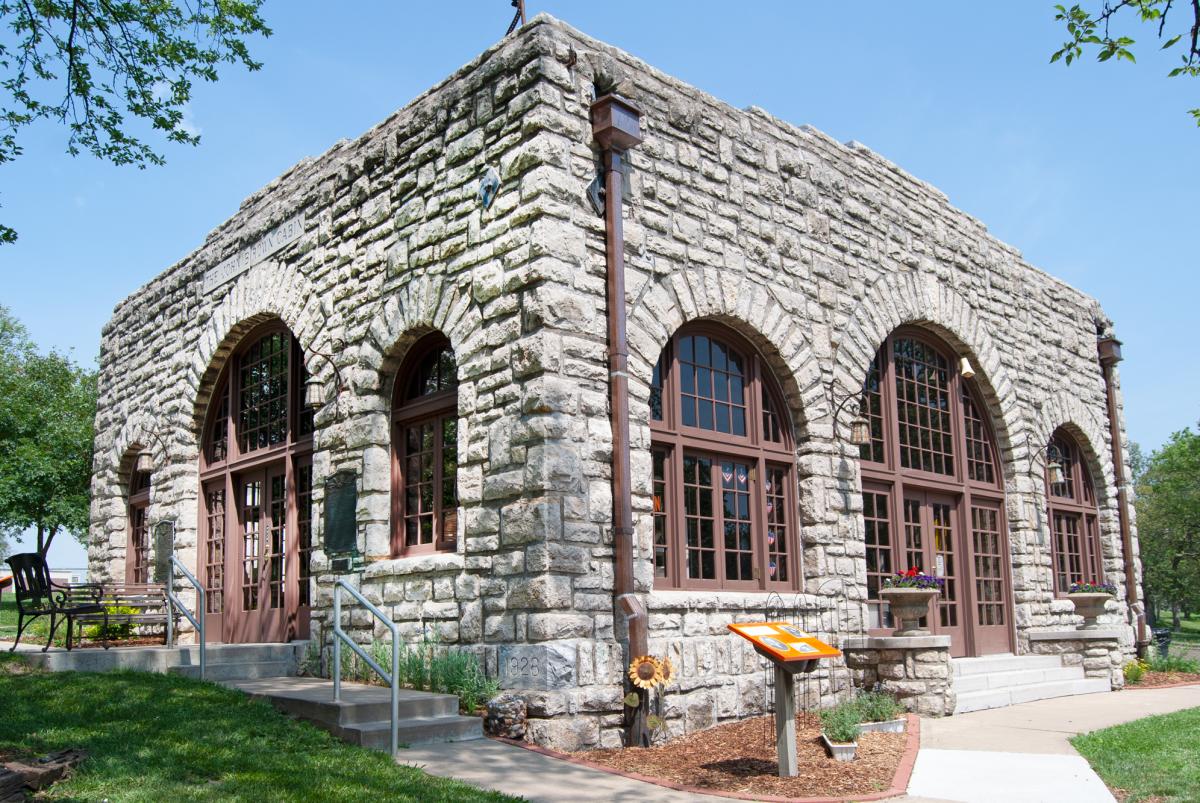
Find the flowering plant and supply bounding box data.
[882,567,945,591]
[1068,580,1117,595]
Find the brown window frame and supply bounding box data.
[1046,429,1103,595]
[125,466,152,584]
[198,320,314,634]
[858,328,1007,635]
[390,333,459,557]
[650,323,799,591]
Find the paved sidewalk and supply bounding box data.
[403,686,1200,803]
[899,685,1200,803]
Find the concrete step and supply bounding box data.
[951,665,1085,693]
[954,677,1110,713]
[15,641,303,677]
[171,659,297,681]
[345,715,484,748]
[224,676,482,749]
[228,677,459,726]
[951,653,1063,676]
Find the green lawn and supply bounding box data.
[0,658,519,802]
[1072,707,1200,803]
[0,594,17,638]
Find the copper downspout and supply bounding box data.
[1098,335,1147,657]
[591,94,649,746]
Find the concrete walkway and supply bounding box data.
[899,685,1200,803]
[403,686,1200,803]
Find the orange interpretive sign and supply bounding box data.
[727,621,841,664]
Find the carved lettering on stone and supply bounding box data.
[498,643,576,690]
[202,214,305,294]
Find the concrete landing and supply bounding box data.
[8,641,302,680]
[227,676,482,748]
[952,653,1109,714]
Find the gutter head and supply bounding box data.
[591,94,643,152]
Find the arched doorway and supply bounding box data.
[199,321,314,643]
[859,328,1012,656]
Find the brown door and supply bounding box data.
[901,492,968,657]
[965,499,1012,655]
[226,466,289,643]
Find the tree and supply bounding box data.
[1051,2,1200,126]
[0,306,97,555]
[1133,427,1200,629]
[0,1,271,243]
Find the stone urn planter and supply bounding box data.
[879,587,940,636]
[1068,592,1113,630]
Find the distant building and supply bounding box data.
[89,15,1142,749]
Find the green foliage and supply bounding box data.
[82,604,140,641]
[1134,428,1200,622]
[1123,658,1149,683]
[1050,2,1200,127]
[0,305,97,553]
[820,701,861,744]
[0,1,272,243]
[853,690,904,723]
[332,635,498,714]
[0,664,517,802]
[1073,706,1200,801]
[1146,650,1200,674]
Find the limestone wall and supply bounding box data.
[88,14,1141,751]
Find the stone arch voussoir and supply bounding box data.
[181,261,339,439]
[836,272,1021,479]
[626,265,821,439]
[1030,391,1115,505]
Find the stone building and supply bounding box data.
[88,15,1143,749]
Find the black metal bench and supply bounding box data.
[5,553,108,652]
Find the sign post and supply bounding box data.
[728,621,841,778]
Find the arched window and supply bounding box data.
[199,321,313,643]
[649,324,797,590]
[126,466,151,583]
[391,334,459,556]
[1046,429,1103,593]
[859,328,1009,656]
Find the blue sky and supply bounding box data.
[3,1,1197,565]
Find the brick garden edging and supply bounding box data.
[492,713,922,803]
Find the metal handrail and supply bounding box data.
[333,579,400,756]
[165,555,206,681]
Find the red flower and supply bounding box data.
[905,567,920,577]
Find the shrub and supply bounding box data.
[1123,659,1148,684]
[854,690,903,723]
[820,701,861,744]
[1147,651,1200,674]
[83,605,139,641]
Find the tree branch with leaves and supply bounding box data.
[1051,2,1200,127]
[0,1,271,243]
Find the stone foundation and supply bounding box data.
[1028,630,1125,690]
[843,636,956,716]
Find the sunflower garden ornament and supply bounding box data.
[628,655,663,690]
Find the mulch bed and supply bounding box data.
[1128,671,1200,688]
[573,713,907,800]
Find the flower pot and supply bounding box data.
[820,733,858,762]
[879,587,940,636]
[858,717,906,734]
[1068,592,1113,630]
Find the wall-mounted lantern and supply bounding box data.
[304,339,347,413]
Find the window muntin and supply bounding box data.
[238,332,291,454]
[894,337,954,475]
[204,485,225,614]
[392,336,459,556]
[296,463,313,607]
[649,324,797,591]
[863,488,893,628]
[1046,429,1103,593]
[860,352,886,464]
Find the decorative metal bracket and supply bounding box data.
[304,339,348,415]
[1024,432,1065,484]
[586,170,606,217]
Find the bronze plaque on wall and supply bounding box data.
[323,470,358,555]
